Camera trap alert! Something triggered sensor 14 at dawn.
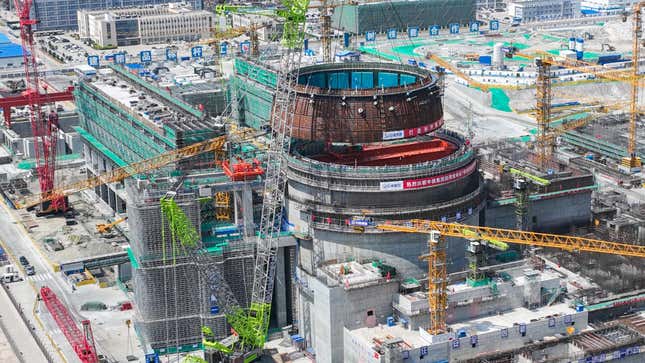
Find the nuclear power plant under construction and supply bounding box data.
[0,1,644,363]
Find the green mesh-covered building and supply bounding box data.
[331,0,477,34]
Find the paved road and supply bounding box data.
[0,284,48,362]
[0,199,80,363]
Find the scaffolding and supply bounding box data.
[126,180,255,353]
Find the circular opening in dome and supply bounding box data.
[296,63,431,91]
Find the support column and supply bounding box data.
[274,247,288,328]
[241,184,254,237]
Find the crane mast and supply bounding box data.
[14,0,65,212]
[625,2,644,170]
[247,0,309,348]
[377,219,645,335]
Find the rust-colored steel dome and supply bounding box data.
[290,62,444,144]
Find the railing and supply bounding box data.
[291,184,484,216]
[288,131,474,181]
[292,62,435,96]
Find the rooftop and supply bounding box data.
[84,66,218,133]
[450,303,578,334]
[0,43,23,59]
[319,261,392,288]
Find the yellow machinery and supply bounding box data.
[510,44,642,170]
[624,2,644,171]
[96,217,127,234]
[16,127,257,210]
[376,219,645,335]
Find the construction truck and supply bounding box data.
[2,264,21,283]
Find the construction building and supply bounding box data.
[73,61,298,354]
[330,0,477,34]
[29,0,203,31]
[77,2,213,47]
[507,0,581,21]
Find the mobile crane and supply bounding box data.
[376,219,645,335]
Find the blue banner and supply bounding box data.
[490,20,500,31]
[220,42,227,56]
[165,48,177,61]
[386,28,397,39]
[114,53,126,64]
[449,23,460,34]
[408,26,419,38]
[87,55,99,67]
[140,50,152,63]
[430,25,440,36]
[470,21,480,32]
[240,41,251,54]
[365,31,376,42]
[191,46,203,58]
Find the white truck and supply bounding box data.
[2,264,21,283]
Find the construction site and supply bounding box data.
[0,1,643,363]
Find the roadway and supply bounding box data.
[0,282,48,362]
[0,198,82,363]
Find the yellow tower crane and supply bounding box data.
[509,48,642,171]
[15,127,257,210]
[376,219,645,335]
[625,2,644,171]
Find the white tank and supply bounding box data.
[575,38,584,52]
[493,42,504,68]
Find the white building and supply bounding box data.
[507,0,581,21]
[78,2,213,48]
[581,0,635,13]
[229,13,285,42]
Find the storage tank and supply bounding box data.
[493,42,504,68]
[568,37,576,50]
[575,38,584,60]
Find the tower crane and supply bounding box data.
[626,2,644,171]
[508,46,642,171]
[376,219,645,335]
[14,0,69,213]
[15,127,258,210]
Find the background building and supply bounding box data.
[507,0,581,21]
[78,2,212,47]
[331,0,476,34]
[581,0,635,13]
[30,0,203,31]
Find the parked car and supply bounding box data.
[25,265,35,276]
[19,256,28,266]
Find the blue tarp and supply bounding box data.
[329,72,349,89]
[0,43,23,58]
[0,33,11,44]
[378,72,398,87]
[351,72,373,89]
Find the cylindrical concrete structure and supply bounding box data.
[568,37,576,50]
[286,63,485,278]
[290,62,444,144]
[493,42,504,68]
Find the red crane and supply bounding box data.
[14,0,67,212]
[40,287,99,363]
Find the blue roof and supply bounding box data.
[0,33,10,44]
[0,43,23,59]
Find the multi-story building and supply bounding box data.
[581,0,635,13]
[507,0,581,20]
[331,0,476,34]
[29,0,202,31]
[78,2,212,47]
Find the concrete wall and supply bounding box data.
[485,191,592,231]
[446,310,588,361]
[300,272,399,363]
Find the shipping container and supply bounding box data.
[479,55,492,65]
